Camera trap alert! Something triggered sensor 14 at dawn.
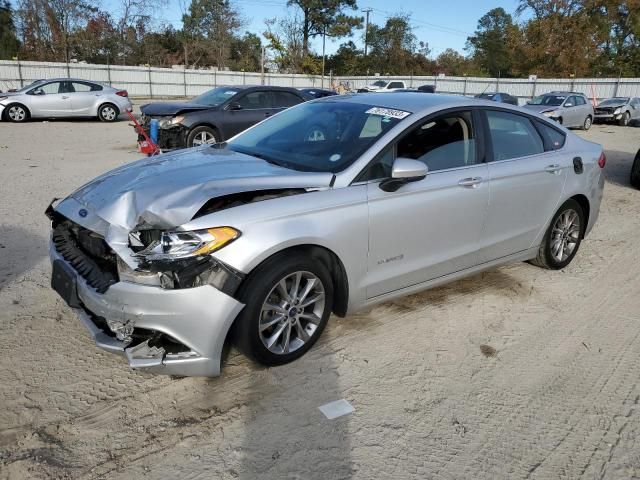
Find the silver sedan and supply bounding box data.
[1,78,132,122]
[48,93,605,377]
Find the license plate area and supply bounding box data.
[51,259,81,308]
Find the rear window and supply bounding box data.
[536,121,566,150]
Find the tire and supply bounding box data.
[530,199,585,270]
[630,150,640,189]
[4,103,29,122]
[619,111,630,127]
[234,252,334,366]
[186,125,218,147]
[582,115,592,130]
[98,103,119,122]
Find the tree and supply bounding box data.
[436,48,476,76]
[0,1,20,59]
[229,32,262,71]
[287,0,362,55]
[264,13,319,73]
[182,0,243,68]
[466,8,518,77]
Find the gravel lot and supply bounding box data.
[0,111,639,479]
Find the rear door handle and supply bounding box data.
[62,96,69,99]
[458,177,483,188]
[545,164,562,174]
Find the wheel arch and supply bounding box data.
[239,243,349,317]
[568,194,590,237]
[98,101,119,115]
[3,102,31,120]
[186,122,222,139]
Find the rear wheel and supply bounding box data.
[186,126,218,147]
[630,150,640,189]
[530,199,584,270]
[582,115,592,130]
[98,103,119,122]
[619,111,630,127]
[234,253,333,366]
[4,103,29,122]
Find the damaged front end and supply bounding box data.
[47,204,246,377]
[137,114,187,150]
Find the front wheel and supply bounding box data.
[619,112,630,127]
[186,126,218,147]
[630,150,640,189]
[530,199,584,270]
[4,104,29,122]
[582,115,592,130]
[234,253,334,366]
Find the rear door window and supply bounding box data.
[271,91,303,108]
[485,110,544,161]
[236,91,271,109]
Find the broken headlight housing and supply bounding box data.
[134,227,240,261]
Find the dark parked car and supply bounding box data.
[299,87,337,98]
[475,92,519,106]
[139,86,310,149]
[631,149,640,189]
[417,84,436,93]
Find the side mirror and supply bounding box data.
[227,102,242,111]
[32,88,45,95]
[525,100,531,105]
[564,102,573,107]
[379,158,428,192]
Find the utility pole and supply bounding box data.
[362,8,373,58]
[261,46,266,85]
[321,27,326,89]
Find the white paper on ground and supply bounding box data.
[318,399,354,420]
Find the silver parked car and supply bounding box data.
[594,97,640,126]
[0,78,132,122]
[523,91,594,129]
[47,93,605,377]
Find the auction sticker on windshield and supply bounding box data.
[365,107,411,119]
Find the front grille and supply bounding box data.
[595,107,614,114]
[52,220,118,293]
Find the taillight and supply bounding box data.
[116,90,128,97]
[597,152,606,168]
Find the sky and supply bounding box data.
[99,0,523,58]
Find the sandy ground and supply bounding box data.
[0,111,639,480]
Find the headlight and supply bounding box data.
[135,227,240,261]
[543,110,556,117]
[170,115,185,125]
[613,108,621,115]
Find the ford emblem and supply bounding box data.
[78,208,88,218]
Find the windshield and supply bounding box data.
[17,80,45,92]
[228,100,410,173]
[371,80,387,87]
[530,95,566,106]
[192,87,240,106]
[599,97,629,106]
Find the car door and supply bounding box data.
[364,109,490,298]
[575,95,591,124]
[223,90,273,137]
[27,81,72,117]
[630,98,640,120]
[478,109,568,263]
[562,96,580,127]
[69,81,100,116]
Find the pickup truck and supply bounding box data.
[359,80,406,93]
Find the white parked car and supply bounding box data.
[0,78,132,122]
[360,80,407,92]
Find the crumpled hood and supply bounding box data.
[65,147,333,232]
[140,101,214,116]
[522,104,558,113]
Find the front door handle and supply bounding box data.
[62,96,69,99]
[545,164,562,174]
[458,177,483,188]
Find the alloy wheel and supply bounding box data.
[101,106,117,121]
[583,116,592,130]
[550,209,581,263]
[191,131,217,146]
[258,271,325,355]
[8,106,26,122]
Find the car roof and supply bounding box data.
[321,92,473,113]
[546,91,586,96]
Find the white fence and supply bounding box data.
[2,60,640,103]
